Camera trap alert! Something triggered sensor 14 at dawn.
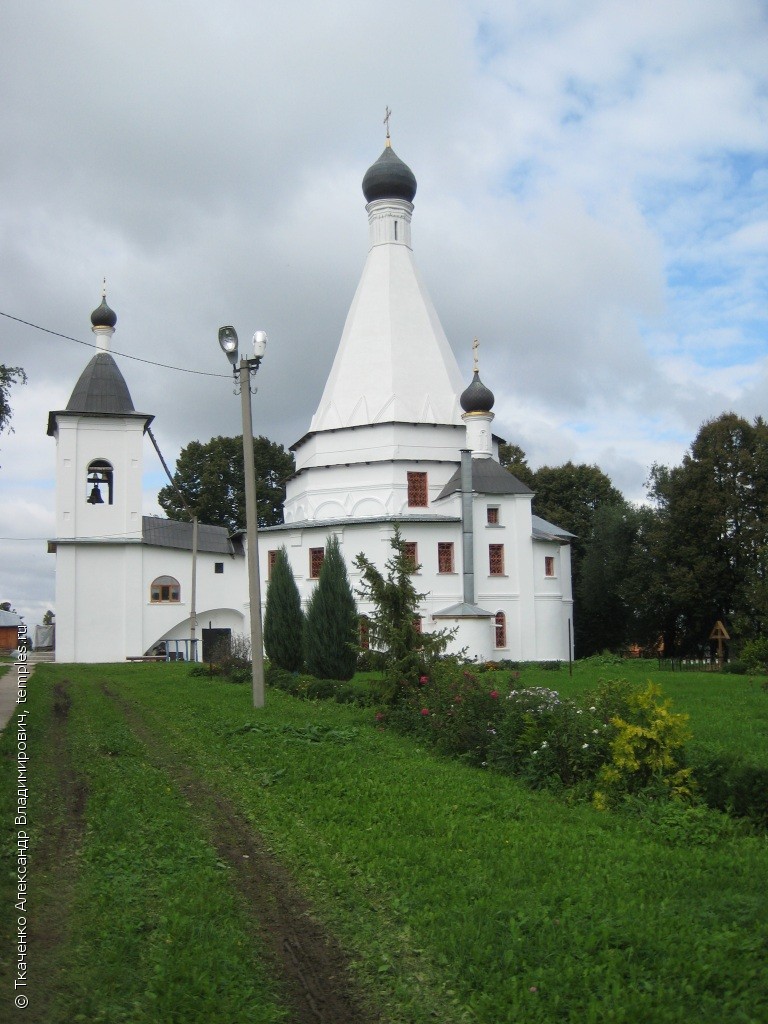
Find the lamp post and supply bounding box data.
[219,326,268,708]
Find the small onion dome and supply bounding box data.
[460,370,495,413]
[362,145,417,203]
[90,295,117,328]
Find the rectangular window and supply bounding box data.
[437,541,455,574]
[403,542,418,572]
[267,550,279,579]
[494,612,507,649]
[545,555,556,577]
[214,562,224,574]
[487,506,500,525]
[407,471,428,507]
[412,616,423,634]
[309,547,325,579]
[489,544,505,576]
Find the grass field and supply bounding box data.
[1,661,766,1023]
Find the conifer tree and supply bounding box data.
[354,525,455,698]
[303,535,359,680]
[263,547,304,672]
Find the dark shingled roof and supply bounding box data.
[531,515,575,542]
[435,458,534,500]
[261,513,461,533]
[66,352,135,414]
[142,517,242,555]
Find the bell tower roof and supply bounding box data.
[66,352,135,415]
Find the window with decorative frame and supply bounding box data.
[545,555,556,577]
[309,547,325,579]
[403,541,419,572]
[489,544,505,576]
[494,611,507,649]
[150,575,181,603]
[486,505,500,525]
[407,471,428,507]
[437,541,455,574]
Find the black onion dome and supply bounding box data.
[460,371,495,413]
[90,295,117,328]
[362,145,417,203]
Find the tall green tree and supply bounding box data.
[0,364,27,466]
[263,547,304,672]
[646,412,768,653]
[577,503,637,655]
[158,435,294,532]
[354,525,455,697]
[303,536,359,681]
[530,462,626,655]
[498,443,536,488]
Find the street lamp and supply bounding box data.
[218,326,268,707]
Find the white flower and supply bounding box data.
[541,741,548,749]
[592,729,599,735]
[582,743,589,749]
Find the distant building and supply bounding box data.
[48,135,573,663]
[0,609,25,654]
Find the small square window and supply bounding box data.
[489,544,505,576]
[487,506,500,525]
[214,562,224,574]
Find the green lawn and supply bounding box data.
[1,662,766,1023]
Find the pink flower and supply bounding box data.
[529,986,538,993]
[419,674,429,685]
[420,708,430,716]
[490,690,499,699]
[375,712,385,721]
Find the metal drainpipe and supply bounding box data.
[460,449,474,605]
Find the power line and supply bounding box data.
[0,310,231,379]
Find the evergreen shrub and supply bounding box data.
[263,547,304,672]
[303,536,358,680]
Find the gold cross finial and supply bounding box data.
[102,276,107,299]
[472,337,480,372]
[384,106,392,146]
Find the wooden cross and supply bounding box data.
[472,337,480,372]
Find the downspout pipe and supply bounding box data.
[460,449,474,605]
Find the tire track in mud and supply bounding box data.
[101,685,381,1024]
[24,681,88,1024]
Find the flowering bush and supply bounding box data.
[382,668,694,810]
[487,688,611,790]
[387,661,508,765]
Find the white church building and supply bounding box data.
[48,135,573,664]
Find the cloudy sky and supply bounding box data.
[1,0,766,625]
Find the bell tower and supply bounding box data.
[47,290,153,661]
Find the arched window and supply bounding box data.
[494,611,507,649]
[86,459,114,505]
[150,576,181,603]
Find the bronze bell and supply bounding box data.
[87,482,104,504]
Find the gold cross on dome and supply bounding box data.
[472,337,480,372]
[384,106,392,140]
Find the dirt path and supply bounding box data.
[102,685,381,1024]
[24,682,89,1024]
